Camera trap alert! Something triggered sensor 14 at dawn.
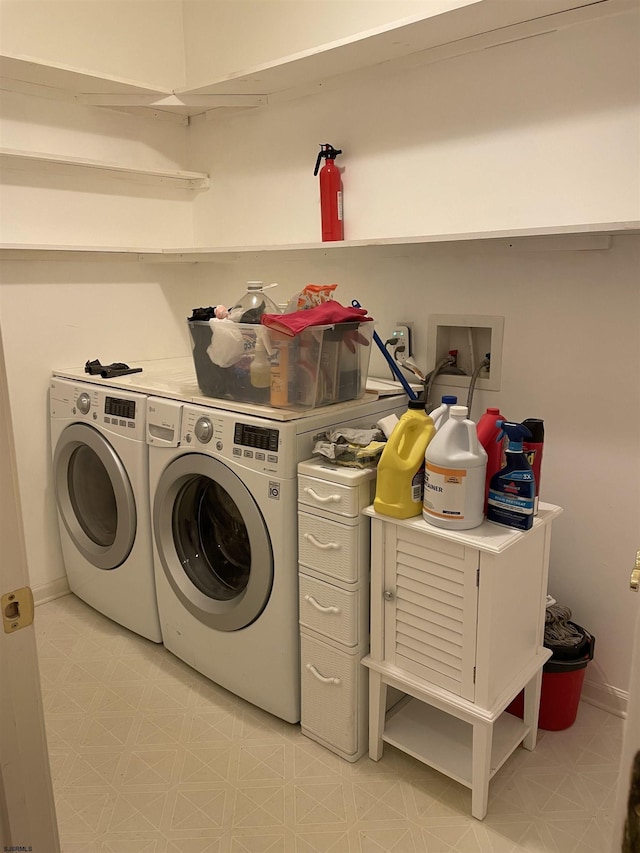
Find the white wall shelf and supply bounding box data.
[0,245,162,262]
[176,0,631,99]
[0,54,265,120]
[0,0,633,120]
[0,53,169,96]
[0,222,637,263]
[0,148,209,189]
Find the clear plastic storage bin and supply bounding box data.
[188,320,373,409]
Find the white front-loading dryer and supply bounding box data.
[147,394,406,723]
[50,377,161,642]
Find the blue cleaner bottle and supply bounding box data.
[486,421,535,530]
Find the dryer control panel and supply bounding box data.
[50,378,146,441]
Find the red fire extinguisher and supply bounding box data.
[313,143,343,242]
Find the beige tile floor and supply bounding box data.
[36,594,622,853]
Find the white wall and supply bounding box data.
[189,11,639,245]
[0,262,208,595]
[0,0,185,89]
[0,92,195,246]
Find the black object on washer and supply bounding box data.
[85,359,143,379]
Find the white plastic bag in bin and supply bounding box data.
[206,319,273,368]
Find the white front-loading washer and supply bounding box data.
[147,393,405,723]
[50,377,161,642]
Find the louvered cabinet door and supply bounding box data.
[383,524,479,701]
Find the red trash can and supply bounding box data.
[507,625,595,731]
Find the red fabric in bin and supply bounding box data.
[261,300,373,336]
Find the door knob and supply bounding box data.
[631,550,640,592]
[383,590,394,601]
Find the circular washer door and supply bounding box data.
[153,453,273,632]
[53,422,137,570]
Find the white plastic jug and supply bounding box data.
[229,281,282,322]
[423,405,487,530]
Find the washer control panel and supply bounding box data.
[178,405,285,475]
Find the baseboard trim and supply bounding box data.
[581,678,628,718]
[33,577,70,606]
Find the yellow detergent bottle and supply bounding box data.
[373,400,436,518]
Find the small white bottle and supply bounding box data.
[423,405,487,530]
[376,413,399,439]
[428,395,458,430]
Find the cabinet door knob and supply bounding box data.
[384,590,394,601]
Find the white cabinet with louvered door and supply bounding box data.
[362,503,562,820]
[297,459,377,762]
[383,527,479,701]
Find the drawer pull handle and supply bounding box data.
[304,533,340,551]
[304,487,341,504]
[305,594,340,614]
[306,663,341,685]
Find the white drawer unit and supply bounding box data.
[297,459,377,762]
[298,509,368,584]
[299,572,365,648]
[298,469,375,517]
[301,633,367,758]
[362,503,563,820]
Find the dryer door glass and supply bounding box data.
[53,422,137,570]
[154,453,274,632]
[173,477,250,600]
[68,445,117,547]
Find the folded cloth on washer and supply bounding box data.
[326,427,381,446]
[312,427,386,468]
[313,438,386,468]
[260,300,372,337]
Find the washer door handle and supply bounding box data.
[303,487,340,505]
[304,533,340,551]
[306,663,341,685]
[304,594,340,614]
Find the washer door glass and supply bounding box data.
[154,453,273,632]
[174,477,251,600]
[53,423,136,570]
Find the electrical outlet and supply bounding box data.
[391,324,412,362]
